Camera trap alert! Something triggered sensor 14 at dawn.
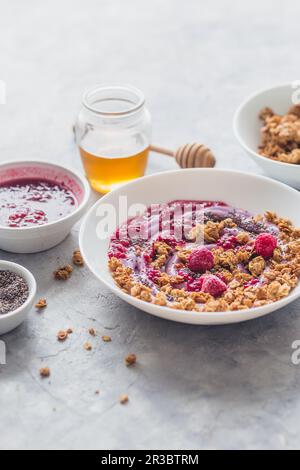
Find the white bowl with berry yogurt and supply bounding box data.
[80,169,300,325]
[0,160,90,253]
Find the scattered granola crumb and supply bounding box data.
[73,249,84,266]
[95,390,100,395]
[57,330,68,341]
[102,335,112,342]
[54,265,73,280]
[89,328,96,336]
[39,367,50,378]
[120,394,129,405]
[84,342,92,351]
[67,328,73,334]
[125,353,137,367]
[35,298,47,309]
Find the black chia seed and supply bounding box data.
[0,270,29,315]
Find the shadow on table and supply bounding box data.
[115,298,300,402]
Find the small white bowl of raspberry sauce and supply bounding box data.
[0,161,90,253]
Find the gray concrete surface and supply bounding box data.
[0,0,300,450]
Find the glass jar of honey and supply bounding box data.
[75,85,152,193]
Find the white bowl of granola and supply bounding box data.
[234,83,300,189]
[80,169,300,325]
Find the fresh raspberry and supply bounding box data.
[188,247,214,273]
[202,275,227,297]
[255,233,277,259]
[186,277,205,292]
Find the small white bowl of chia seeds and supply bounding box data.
[0,261,37,335]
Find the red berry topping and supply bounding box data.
[108,240,129,260]
[108,250,126,260]
[188,247,214,273]
[147,268,161,282]
[244,278,260,289]
[178,269,194,282]
[202,275,227,297]
[218,235,238,250]
[157,236,178,248]
[215,273,227,284]
[255,233,277,259]
[186,277,205,292]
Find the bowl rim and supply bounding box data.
[0,260,37,320]
[0,159,91,232]
[79,168,300,319]
[233,81,300,169]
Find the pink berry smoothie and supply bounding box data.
[0,178,77,228]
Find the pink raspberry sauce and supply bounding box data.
[0,179,77,228]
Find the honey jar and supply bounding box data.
[75,85,152,193]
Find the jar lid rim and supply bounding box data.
[82,84,145,116]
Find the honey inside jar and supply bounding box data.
[79,146,149,194]
[76,85,152,194]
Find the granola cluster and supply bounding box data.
[53,264,73,280]
[108,201,300,313]
[259,105,300,164]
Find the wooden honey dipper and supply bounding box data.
[150,143,216,169]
